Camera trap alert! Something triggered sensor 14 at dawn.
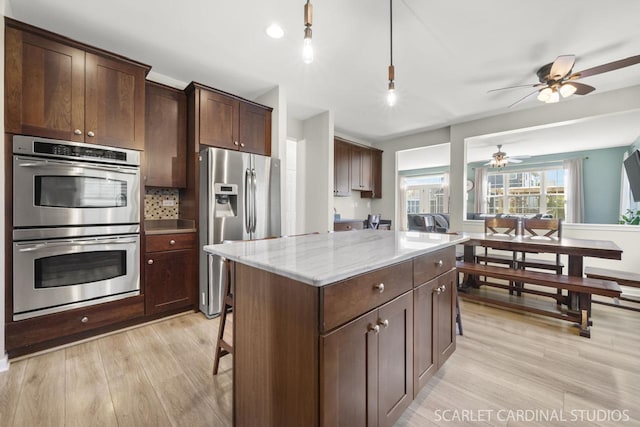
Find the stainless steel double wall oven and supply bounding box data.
[12,135,141,320]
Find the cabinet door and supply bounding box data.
[436,270,457,368]
[239,102,271,156]
[360,148,372,191]
[378,292,413,427]
[5,27,85,141]
[413,278,438,396]
[334,140,351,196]
[145,83,187,187]
[199,89,239,150]
[144,248,196,315]
[362,150,382,199]
[321,310,378,427]
[85,53,146,150]
[351,146,363,191]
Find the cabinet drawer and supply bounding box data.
[146,233,196,252]
[6,295,145,353]
[321,260,412,332]
[334,221,364,232]
[413,246,456,286]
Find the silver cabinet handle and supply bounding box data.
[368,324,380,334]
[74,129,82,135]
[81,316,89,323]
[169,240,176,245]
[148,259,154,265]
[234,141,239,146]
[435,284,446,295]
[87,131,95,137]
[240,142,245,147]
[378,319,389,328]
[436,260,444,267]
[373,283,385,293]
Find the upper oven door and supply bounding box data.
[13,156,140,227]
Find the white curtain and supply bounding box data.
[563,158,584,223]
[620,151,631,217]
[399,176,408,231]
[474,167,487,214]
[443,171,450,213]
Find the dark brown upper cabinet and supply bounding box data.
[4,19,149,150]
[187,82,272,156]
[144,82,187,188]
[334,138,351,196]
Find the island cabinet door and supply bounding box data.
[413,269,457,395]
[436,270,457,368]
[320,292,413,427]
[377,291,414,427]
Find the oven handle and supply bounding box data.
[17,238,138,251]
[16,158,139,175]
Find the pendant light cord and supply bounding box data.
[389,0,393,67]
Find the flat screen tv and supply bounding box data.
[624,149,640,202]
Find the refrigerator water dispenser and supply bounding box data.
[214,183,237,218]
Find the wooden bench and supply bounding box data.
[456,261,622,337]
[585,267,640,312]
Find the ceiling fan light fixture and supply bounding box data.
[546,89,560,104]
[537,87,552,102]
[302,1,314,64]
[559,82,577,98]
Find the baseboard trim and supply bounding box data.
[0,353,9,372]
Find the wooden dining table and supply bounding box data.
[458,232,623,337]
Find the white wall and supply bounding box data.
[255,86,287,235]
[333,195,372,221]
[287,116,303,141]
[1,0,9,371]
[301,111,334,233]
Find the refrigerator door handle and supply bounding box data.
[251,169,257,233]
[244,168,252,233]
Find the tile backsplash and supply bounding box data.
[144,188,180,219]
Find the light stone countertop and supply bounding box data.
[203,230,468,287]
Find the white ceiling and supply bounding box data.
[7,0,640,142]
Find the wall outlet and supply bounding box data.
[162,199,175,206]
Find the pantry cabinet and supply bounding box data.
[333,137,382,198]
[5,19,149,150]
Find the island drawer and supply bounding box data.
[321,260,412,332]
[413,246,456,286]
[146,232,196,252]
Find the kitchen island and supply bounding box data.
[204,230,468,427]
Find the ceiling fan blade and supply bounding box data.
[488,83,542,93]
[483,161,492,166]
[571,82,596,95]
[507,158,523,163]
[508,89,539,108]
[571,55,640,79]
[549,55,576,80]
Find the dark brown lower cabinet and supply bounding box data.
[144,233,196,315]
[321,291,413,427]
[413,269,457,395]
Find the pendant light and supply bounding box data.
[386,0,396,106]
[303,0,314,64]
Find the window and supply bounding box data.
[486,167,565,219]
[403,174,449,215]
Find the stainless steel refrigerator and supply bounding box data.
[199,147,281,318]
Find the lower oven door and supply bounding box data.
[13,234,140,320]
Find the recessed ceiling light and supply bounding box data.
[265,23,284,39]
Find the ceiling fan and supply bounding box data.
[484,145,527,168]
[490,54,640,108]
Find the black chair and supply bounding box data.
[408,214,435,232]
[367,214,380,229]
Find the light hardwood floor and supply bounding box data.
[1,300,639,426]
